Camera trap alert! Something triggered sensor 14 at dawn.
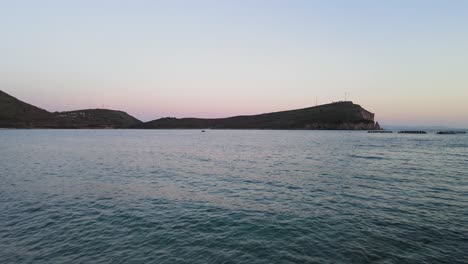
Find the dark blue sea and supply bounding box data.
[0,130,467,263]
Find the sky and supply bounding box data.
[1,0,467,127]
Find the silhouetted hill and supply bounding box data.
[0,90,54,127]
[138,102,380,130]
[0,90,141,128]
[1,90,380,130]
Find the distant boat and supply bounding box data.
[398,131,427,134]
[201,130,206,132]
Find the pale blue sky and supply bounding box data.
[1,0,467,127]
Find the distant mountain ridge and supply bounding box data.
[1,90,380,130]
[0,90,141,128]
[137,102,380,130]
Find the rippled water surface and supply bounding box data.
[1,130,467,263]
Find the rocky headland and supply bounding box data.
[1,90,380,130]
[137,101,380,130]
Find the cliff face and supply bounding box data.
[357,108,375,121]
[0,90,142,128]
[139,101,380,130]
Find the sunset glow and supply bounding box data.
[1,0,467,127]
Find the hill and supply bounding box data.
[1,90,380,130]
[0,90,54,127]
[47,109,142,128]
[138,102,380,130]
[0,90,142,128]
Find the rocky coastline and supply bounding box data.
[1,90,380,130]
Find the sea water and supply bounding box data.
[0,130,467,263]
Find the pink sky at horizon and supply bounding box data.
[1,1,467,128]
[4,87,467,128]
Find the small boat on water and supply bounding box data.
[398,131,427,134]
[437,131,466,135]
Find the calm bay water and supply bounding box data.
[0,130,467,263]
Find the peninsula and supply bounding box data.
[1,90,380,130]
[137,102,380,130]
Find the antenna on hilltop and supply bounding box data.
[316,96,318,106]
